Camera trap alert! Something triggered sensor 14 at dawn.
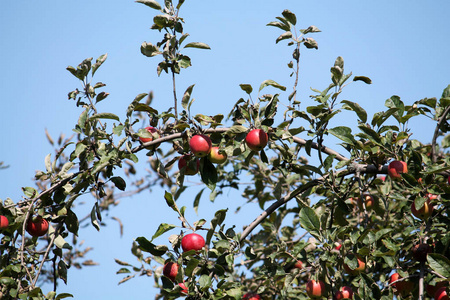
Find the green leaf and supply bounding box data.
[184,42,211,49]
[200,158,217,191]
[22,187,37,199]
[182,84,195,110]
[164,191,176,209]
[199,274,212,291]
[91,112,120,122]
[126,93,148,118]
[299,207,321,239]
[135,237,167,256]
[151,223,176,241]
[358,125,382,143]
[304,37,318,49]
[276,31,292,44]
[91,53,107,77]
[385,96,405,119]
[90,205,100,231]
[328,126,355,144]
[442,84,450,98]
[281,9,297,25]
[266,21,290,31]
[135,0,162,10]
[54,235,72,250]
[226,125,248,134]
[56,293,74,299]
[353,76,372,84]
[259,79,286,92]
[341,100,367,123]
[427,253,450,277]
[111,176,126,191]
[133,103,158,114]
[302,25,321,34]
[239,84,253,94]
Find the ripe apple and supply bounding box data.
[390,272,413,296]
[245,129,268,152]
[178,155,200,175]
[306,279,326,298]
[335,243,342,251]
[426,281,449,297]
[435,287,449,300]
[26,216,49,237]
[334,286,354,300]
[412,243,432,262]
[388,160,407,179]
[178,282,188,295]
[0,215,9,229]
[208,146,228,164]
[343,255,365,275]
[294,260,303,269]
[181,233,205,253]
[163,261,179,282]
[411,198,434,220]
[448,175,450,185]
[189,134,212,157]
[357,195,375,210]
[242,292,261,300]
[139,126,159,143]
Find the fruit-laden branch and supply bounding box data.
[239,163,387,243]
[132,127,350,162]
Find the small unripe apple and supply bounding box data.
[390,272,414,296]
[343,255,365,275]
[178,282,188,295]
[412,243,432,262]
[357,195,375,210]
[208,146,227,164]
[426,281,449,297]
[388,160,407,179]
[245,129,268,152]
[334,286,353,300]
[0,215,9,229]
[242,292,261,300]
[178,155,200,175]
[163,261,179,282]
[294,260,303,269]
[306,279,326,298]
[26,216,49,237]
[139,126,159,143]
[189,134,212,157]
[435,287,449,300]
[411,198,434,220]
[181,233,205,253]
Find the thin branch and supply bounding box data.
[431,104,450,163]
[239,163,387,243]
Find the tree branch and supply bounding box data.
[431,104,450,163]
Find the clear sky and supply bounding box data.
[1,1,450,298]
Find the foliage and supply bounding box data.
[1,1,450,299]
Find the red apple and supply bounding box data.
[189,134,212,157]
[178,282,188,295]
[357,195,375,210]
[412,243,432,262]
[26,216,49,237]
[0,215,9,229]
[335,243,342,251]
[426,281,449,297]
[334,286,353,299]
[243,292,261,300]
[139,126,159,144]
[436,287,449,300]
[181,233,205,253]
[390,273,413,296]
[411,198,434,220]
[294,260,303,269]
[245,129,268,152]
[343,255,365,275]
[388,160,407,179]
[448,175,450,185]
[306,279,326,298]
[163,261,179,282]
[178,155,200,176]
[208,146,227,164]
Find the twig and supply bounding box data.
[431,104,450,163]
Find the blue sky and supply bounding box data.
[1,1,450,298]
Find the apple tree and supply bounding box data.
[1,1,450,299]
